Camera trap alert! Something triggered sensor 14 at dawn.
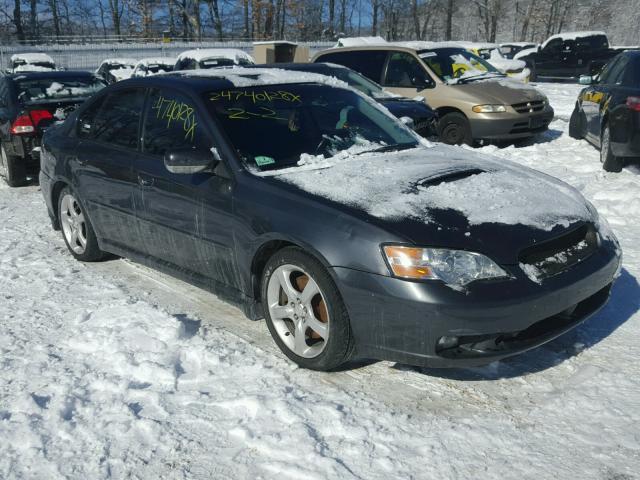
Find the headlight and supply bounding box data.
[472,104,507,113]
[382,245,510,286]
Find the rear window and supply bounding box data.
[315,50,388,83]
[15,77,105,104]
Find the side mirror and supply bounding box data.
[579,75,593,85]
[164,148,217,174]
[412,77,432,90]
[399,116,415,130]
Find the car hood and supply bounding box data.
[266,145,593,264]
[450,78,545,105]
[377,97,436,119]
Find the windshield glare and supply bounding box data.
[418,48,500,83]
[16,77,106,103]
[205,84,418,172]
[319,67,385,98]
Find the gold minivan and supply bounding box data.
[312,45,554,144]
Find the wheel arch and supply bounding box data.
[435,106,467,118]
[50,179,70,229]
[249,237,334,304]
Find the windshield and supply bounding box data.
[418,48,501,84]
[147,64,173,74]
[15,77,106,104]
[107,64,133,71]
[204,84,418,172]
[315,66,387,98]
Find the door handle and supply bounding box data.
[138,175,154,187]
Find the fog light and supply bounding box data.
[437,336,459,350]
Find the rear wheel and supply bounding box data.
[261,247,354,371]
[0,143,27,187]
[58,186,104,261]
[437,112,473,145]
[568,104,585,139]
[600,124,624,172]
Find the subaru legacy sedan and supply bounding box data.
[40,69,621,371]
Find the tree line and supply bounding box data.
[0,0,637,44]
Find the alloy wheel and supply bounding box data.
[266,264,330,358]
[59,193,88,254]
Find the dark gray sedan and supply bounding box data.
[40,69,621,371]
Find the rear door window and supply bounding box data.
[83,88,145,149]
[622,57,640,86]
[316,50,387,83]
[142,88,211,156]
[604,55,629,85]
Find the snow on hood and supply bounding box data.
[514,47,539,60]
[267,145,591,232]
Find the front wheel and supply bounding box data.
[58,186,104,261]
[600,124,624,172]
[0,143,27,187]
[261,247,354,371]
[437,112,473,145]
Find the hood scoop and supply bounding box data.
[412,167,488,191]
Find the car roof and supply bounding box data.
[112,67,349,93]
[5,70,98,81]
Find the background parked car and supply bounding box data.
[569,50,640,172]
[515,31,635,81]
[131,57,176,77]
[10,53,56,72]
[458,42,531,82]
[499,42,539,59]
[250,62,438,138]
[174,49,255,71]
[0,71,106,187]
[96,58,137,84]
[313,44,553,145]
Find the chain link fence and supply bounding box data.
[0,39,335,71]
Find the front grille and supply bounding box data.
[518,224,598,280]
[512,100,545,114]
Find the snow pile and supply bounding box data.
[0,80,639,479]
[11,52,55,64]
[175,67,350,90]
[488,49,526,73]
[335,36,387,47]
[274,145,591,231]
[136,57,174,67]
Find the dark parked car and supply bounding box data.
[569,51,640,172]
[0,71,106,186]
[251,62,438,138]
[516,31,634,81]
[40,69,621,371]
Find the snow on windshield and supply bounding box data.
[271,145,591,231]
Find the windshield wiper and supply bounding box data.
[360,142,418,154]
[456,72,505,84]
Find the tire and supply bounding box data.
[0,143,27,187]
[600,124,624,172]
[261,247,354,371]
[568,104,585,139]
[57,186,104,261]
[437,112,473,145]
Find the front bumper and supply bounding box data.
[469,105,554,140]
[332,239,620,367]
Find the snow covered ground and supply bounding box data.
[1,82,640,479]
